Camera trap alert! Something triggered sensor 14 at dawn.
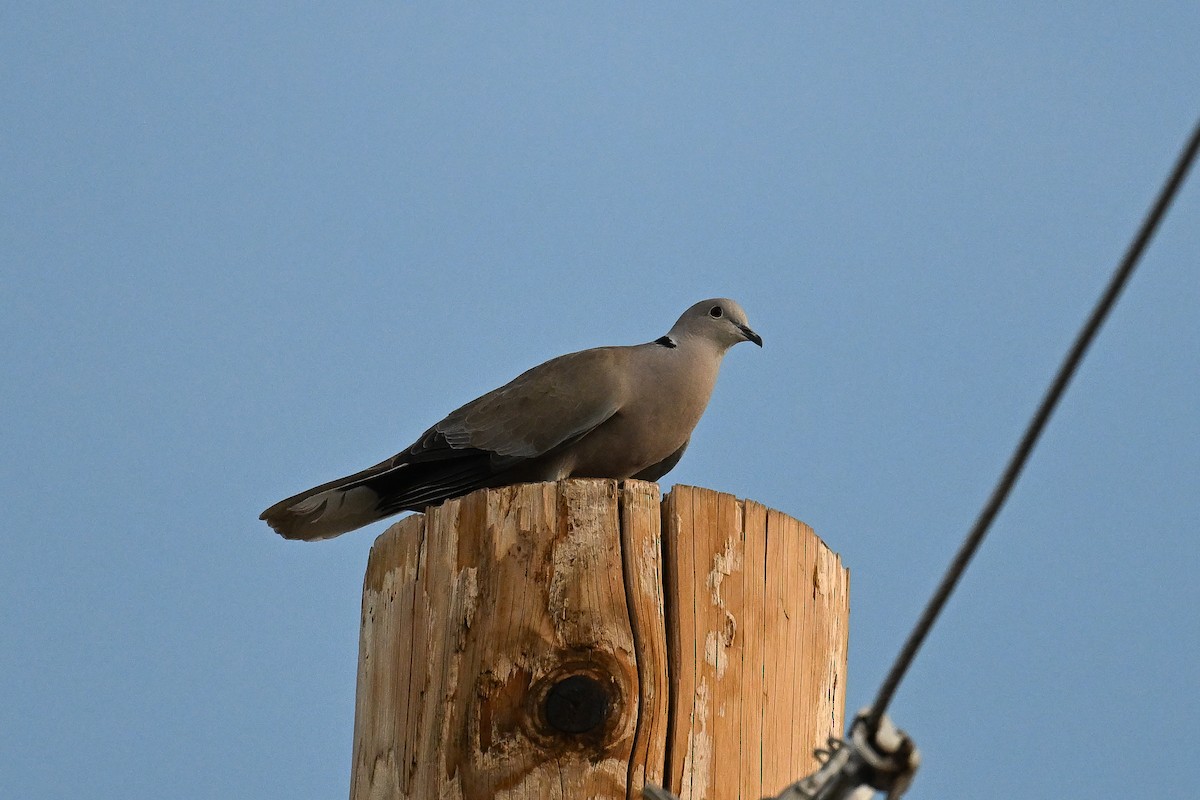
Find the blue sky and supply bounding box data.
[3,4,1197,798]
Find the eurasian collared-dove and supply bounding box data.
[261,298,761,540]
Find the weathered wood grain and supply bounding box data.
[662,486,850,799]
[349,480,848,800]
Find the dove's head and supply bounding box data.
[670,298,763,351]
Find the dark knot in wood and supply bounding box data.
[543,674,610,734]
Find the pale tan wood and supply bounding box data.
[349,480,848,800]
[620,480,670,794]
[351,512,424,799]
[662,487,850,799]
[740,499,769,800]
[350,480,665,800]
[661,487,697,794]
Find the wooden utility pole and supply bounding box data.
[349,479,849,800]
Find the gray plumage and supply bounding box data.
[260,298,762,540]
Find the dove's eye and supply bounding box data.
[709,305,723,319]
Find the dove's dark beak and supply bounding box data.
[738,324,763,347]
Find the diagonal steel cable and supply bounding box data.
[864,118,1200,734]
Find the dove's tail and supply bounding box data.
[260,450,506,541]
[259,479,383,541]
